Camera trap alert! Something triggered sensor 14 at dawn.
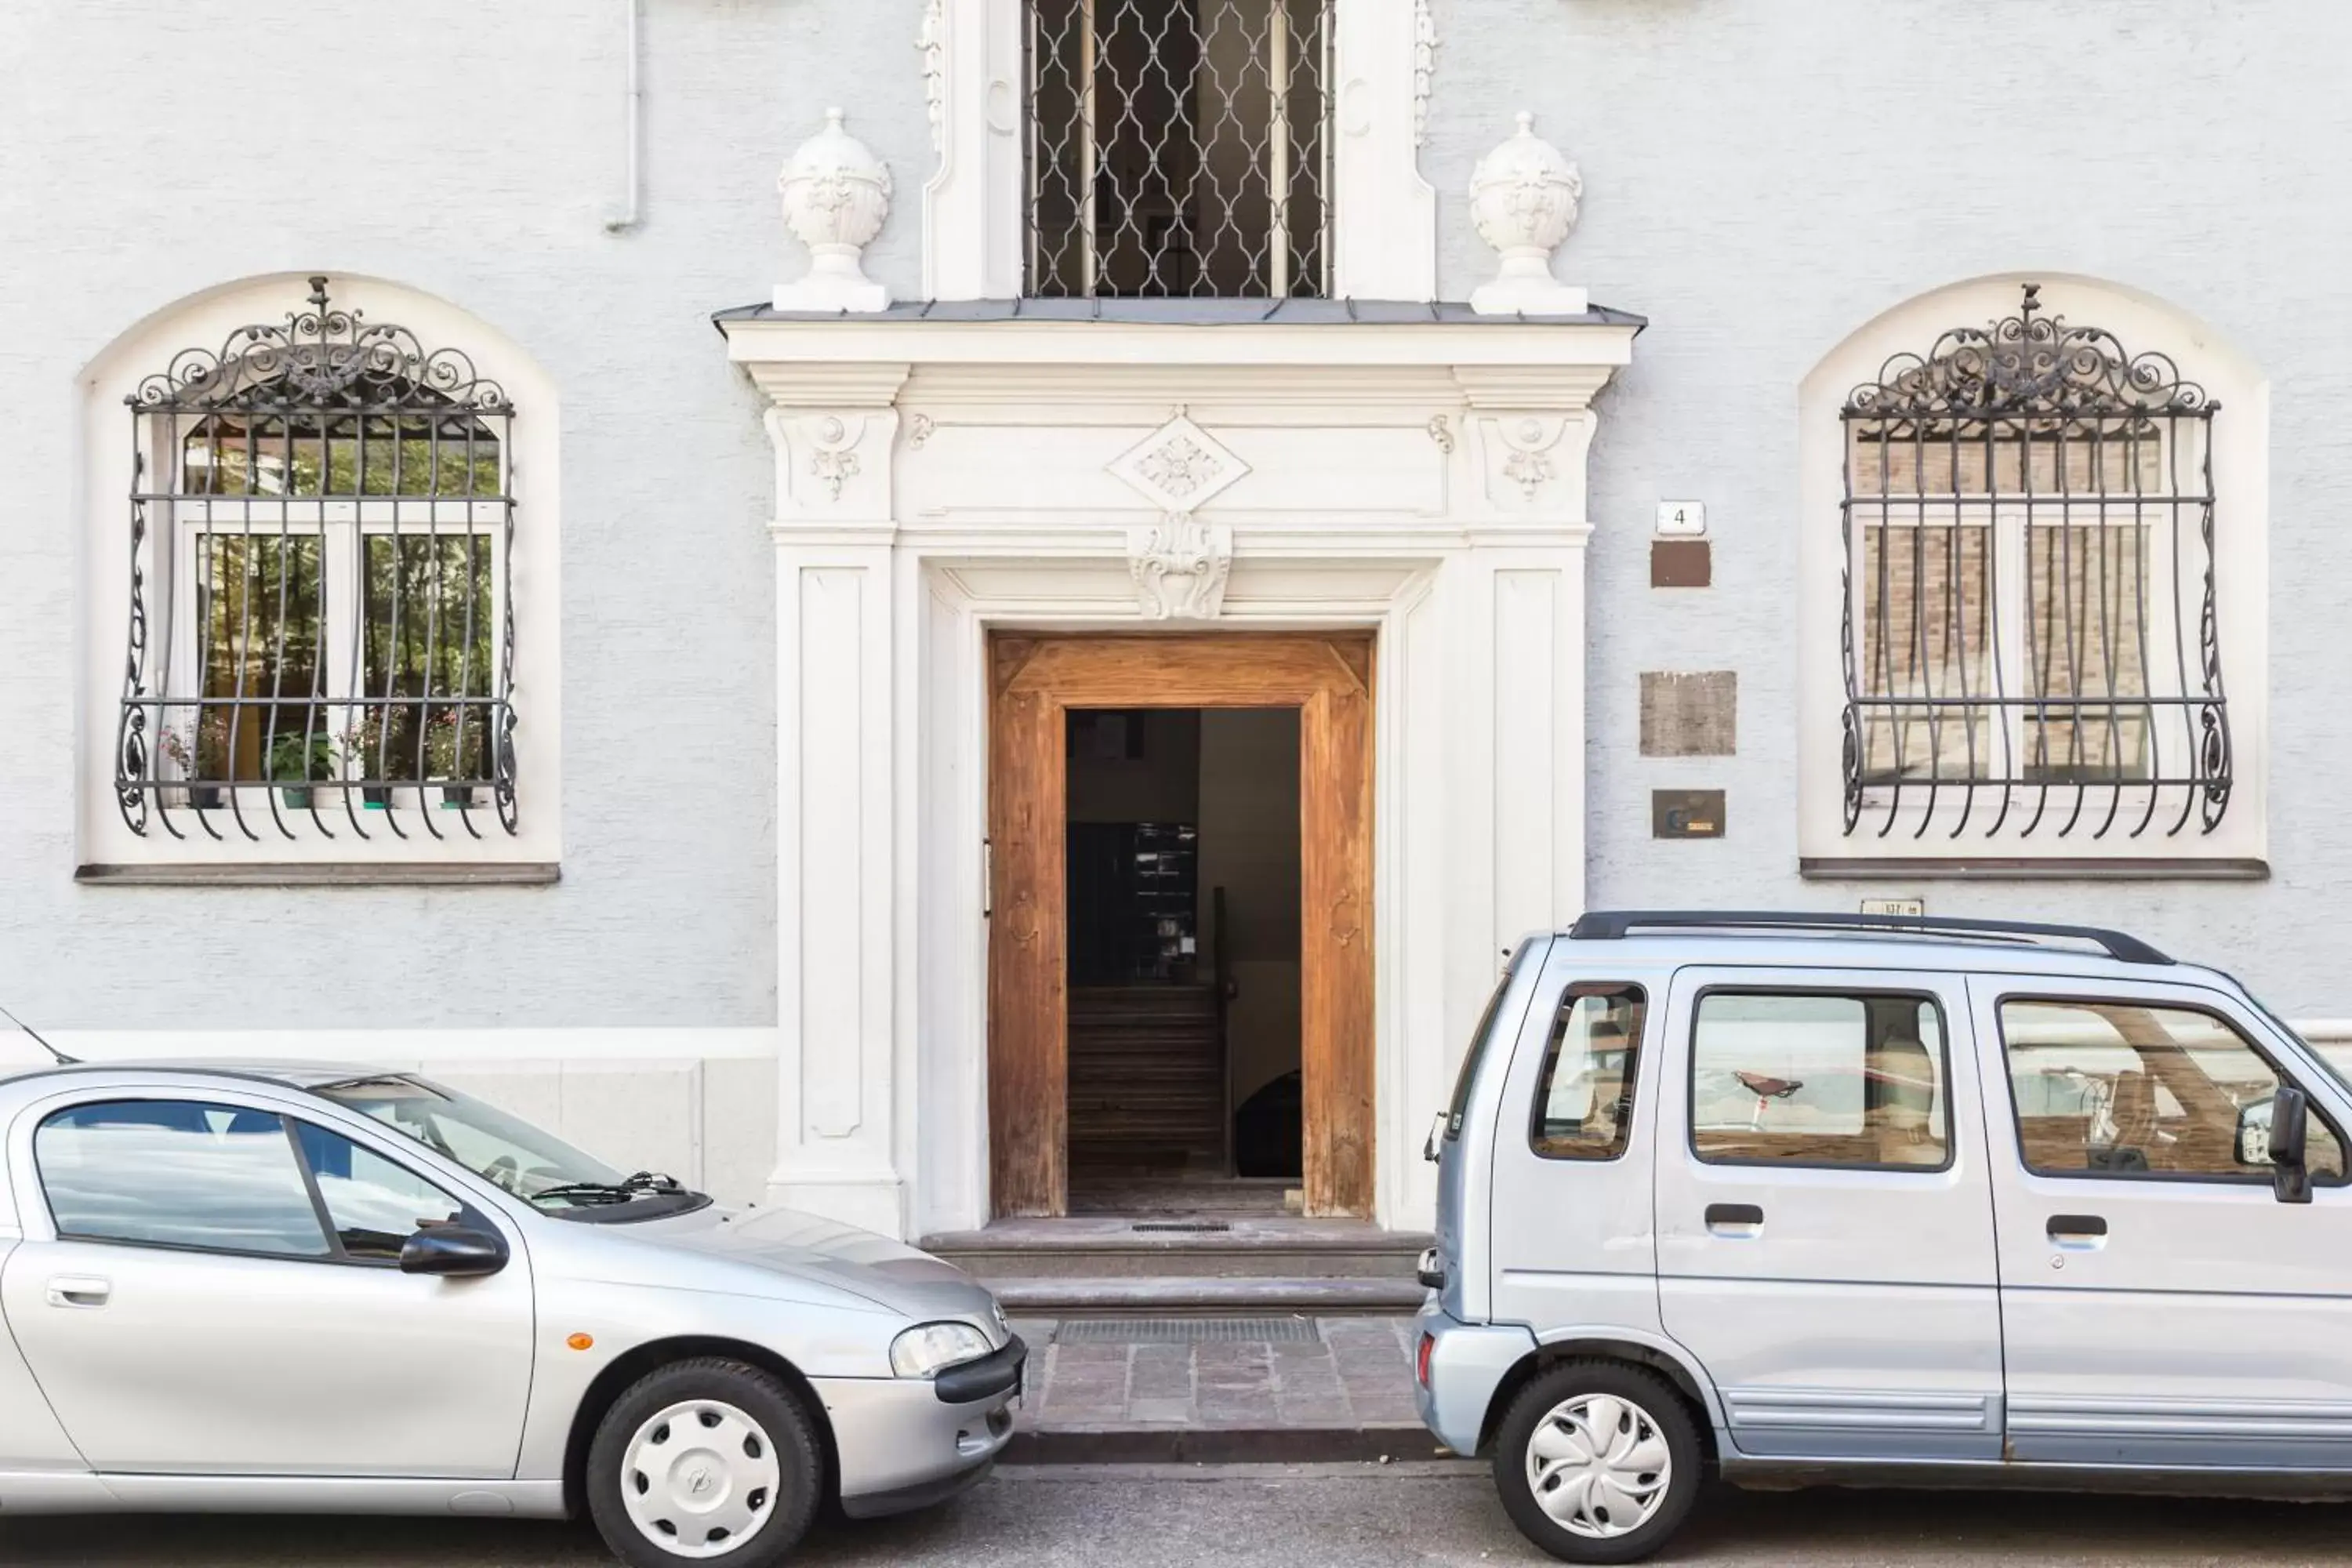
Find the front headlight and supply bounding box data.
[890,1320,992,1378]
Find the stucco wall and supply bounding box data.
[1425,0,2352,1014]
[0,0,924,1029]
[6,0,2352,1050]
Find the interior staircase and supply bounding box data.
[1066,984,1225,1177]
[924,1217,1432,1317]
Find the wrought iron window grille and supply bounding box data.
[115,278,520,844]
[1839,283,2228,842]
[1028,0,1332,299]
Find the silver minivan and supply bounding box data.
[1417,910,2352,1563]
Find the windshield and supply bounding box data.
[314,1075,700,1217]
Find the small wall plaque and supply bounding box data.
[1860,898,1926,918]
[1652,789,1726,840]
[1651,539,1711,589]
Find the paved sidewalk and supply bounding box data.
[1008,1316,1431,1460]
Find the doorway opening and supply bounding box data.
[1064,706,1302,1214]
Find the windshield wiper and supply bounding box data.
[530,1171,687,1206]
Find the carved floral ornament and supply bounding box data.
[1109,414,1248,621]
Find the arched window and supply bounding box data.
[1801,279,2265,873]
[110,278,529,852]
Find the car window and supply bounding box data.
[36,1100,330,1258]
[292,1121,469,1261]
[1445,968,1517,1141]
[1530,985,1645,1160]
[1691,992,1949,1169]
[2000,997,2347,1182]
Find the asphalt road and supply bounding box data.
[6,1462,2352,1566]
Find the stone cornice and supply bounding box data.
[721,316,1636,408]
[740,361,912,411]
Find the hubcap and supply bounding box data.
[620,1399,781,1559]
[1524,1392,1672,1540]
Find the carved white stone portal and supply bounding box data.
[775,108,894,314]
[1468,111,1587,318]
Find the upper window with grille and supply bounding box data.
[1028,0,1331,298]
[111,278,521,849]
[1838,283,2234,845]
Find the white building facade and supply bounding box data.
[3,0,2348,1240]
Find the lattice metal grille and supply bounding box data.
[1840,284,2228,841]
[115,278,519,843]
[1028,0,1332,298]
[1055,1316,1321,1343]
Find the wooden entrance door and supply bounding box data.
[989,633,1374,1219]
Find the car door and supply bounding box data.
[1485,946,1663,1335]
[1970,974,2352,1468]
[2,1091,535,1478]
[1653,964,2003,1460]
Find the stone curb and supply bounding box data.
[1003,1423,1446,1467]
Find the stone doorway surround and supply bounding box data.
[717,299,1639,1240]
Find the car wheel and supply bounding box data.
[586,1357,822,1568]
[1491,1360,1701,1565]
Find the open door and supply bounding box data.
[987,633,1374,1218]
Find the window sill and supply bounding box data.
[1800,856,2269,883]
[75,863,561,888]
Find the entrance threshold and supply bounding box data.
[922,1215,1432,1317]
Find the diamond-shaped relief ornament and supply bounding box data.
[1106,414,1250,513]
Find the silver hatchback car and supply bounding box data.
[1419,910,2352,1563]
[0,1057,1022,1566]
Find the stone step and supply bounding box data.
[927,1218,1432,1283]
[987,1274,1429,1316]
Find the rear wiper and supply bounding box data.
[531,1171,686,1205]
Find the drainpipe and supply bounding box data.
[604,0,644,232]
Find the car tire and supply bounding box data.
[1491,1359,1702,1566]
[586,1356,823,1568]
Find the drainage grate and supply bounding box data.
[1056,1317,1321,1345]
[1130,1221,1232,1233]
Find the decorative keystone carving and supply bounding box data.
[1469,111,1588,318]
[1128,514,1233,622]
[1106,413,1250,513]
[775,108,893,314]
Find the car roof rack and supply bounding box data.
[1566,909,2174,967]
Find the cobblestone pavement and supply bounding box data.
[1018,1316,1421,1429]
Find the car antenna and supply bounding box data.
[0,1002,77,1065]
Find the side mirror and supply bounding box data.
[1424,1112,1448,1164]
[399,1225,510,1277]
[2262,1086,2313,1206]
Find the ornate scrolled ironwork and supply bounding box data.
[1838,283,2230,843]
[114,278,521,844]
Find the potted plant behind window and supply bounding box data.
[340,710,394,809]
[160,709,231,809]
[267,728,336,811]
[424,706,485,809]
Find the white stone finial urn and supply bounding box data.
[1468,111,1588,317]
[773,107,893,313]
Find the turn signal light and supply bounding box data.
[567,1333,595,1352]
[1417,1333,1434,1388]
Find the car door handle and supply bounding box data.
[45,1276,111,1308]
[2046,1214,2108,1250]
[1704,1203,1764,1236]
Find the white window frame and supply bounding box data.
[918,0,1436,301]
[78,275,562,880]
[1798,275,2267,876]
